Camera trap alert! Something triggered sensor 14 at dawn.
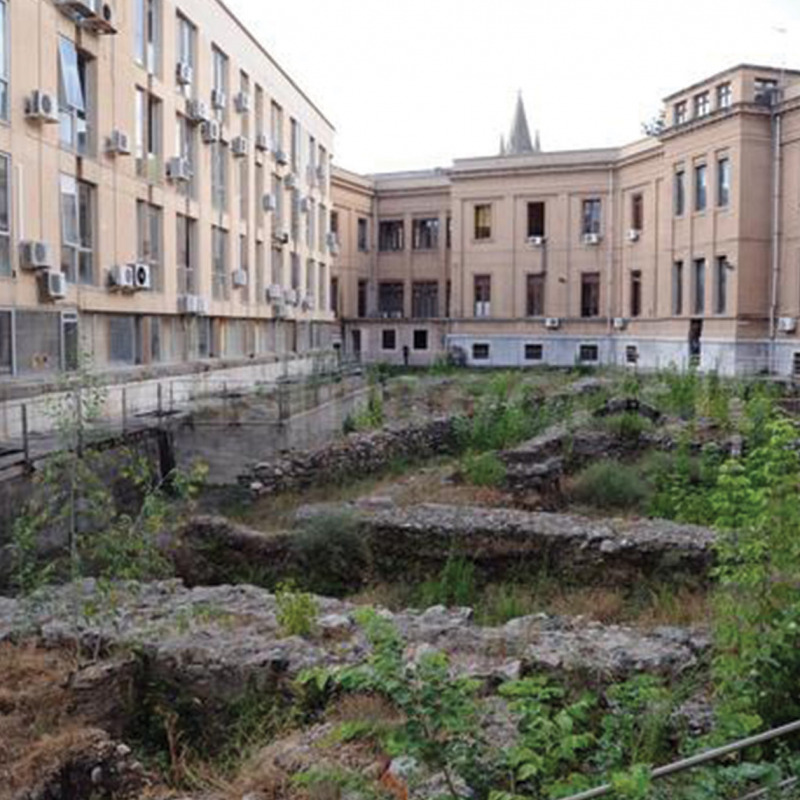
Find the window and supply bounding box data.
[330,276,338,314]
[626,345,639,365]
[446,217,452,248]
[0,0,8,121]
[474,274,491,317]
[413,330,428,350]
[137,201,162,290]
[715,256,728,314]
[290,252,300,289]
[412,281,439,317]
[472,343,490,360]
[272,174,283,229]
[379,220,404,251]
[674,169,686,216]
[630,270,642,317]
[382,329,396,350]
[755,78,778,105]
[717,157,731,207]
[527,202,545,238]
[673,261,684,315]
[695,164,707,212]
[319,146,328,195]
[694,92,710,118]
[175,114,196,197]
[134,0,160,74]
[474,204,492,240]
[0,153,10,276]
[673,100,687,125]
[357,217,369,251]
[306,197,315,249]
[135,88,161,180]
[239,235,249,302]
[525,343,543,361]
[631,193,643,231]
[330,210,339,236]
[271,245,283,286]
[255,240,265,303]
[212,226,228,300]
[254,162,264,226]
[378,282,404,316]
[318,204,327,252]
[412,218,439,250]
[579,344,599,363]
[175,14,196,95]
[693,258,705,315]
[211,142,227,211]
[357,279,367,317]
[239,153,249,220]
[109,316,138,365]
[793,352,800,378]
[58,37,92,156]
[526,273,545,317]
[291,188,300,241]
[211,46,228,120]
[0,310,10,374]
[254,84,264,138]
[581,199,601,235]
[271,101,283,151]
[176,214,196,294]
[290,117,300,173]
[717,82,732,109]
[580,272,600,318]
[60,174,94,285]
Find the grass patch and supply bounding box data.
[571,459,651,511]
[459,451,506,487]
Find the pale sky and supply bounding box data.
[225,0,800,174]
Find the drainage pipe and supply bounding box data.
[769,103,782,374]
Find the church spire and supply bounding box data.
[502,92,540,155]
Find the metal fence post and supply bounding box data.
[21,403,29,467]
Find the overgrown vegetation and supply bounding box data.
[571,460,651,511]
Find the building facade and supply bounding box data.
[0,0,336,384]
[332,65,800,377]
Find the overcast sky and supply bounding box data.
[226,0,800,174]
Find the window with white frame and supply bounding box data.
[176,213,196,294]
[0,153,10,277]
[175,114,196,198]
[271,101,283,151]
[136,201,162,290]
[211,46,228,121]
[135,87,161,180]
[58,37,92,156]
[60,174,94,285]
[134,0,161,74]
[175,13,196,97]
[694,91,710,118]
[717,82,732,109]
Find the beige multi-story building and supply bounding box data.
[332,65,800,377]
[0,0,336,382]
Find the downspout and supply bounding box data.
[606,163,615,360]
[769,100,782,374]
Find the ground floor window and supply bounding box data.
[579,343,599,363]
[626,345,639,364]
[381,329,396,350]
[524,343,543,361]
[413,329,428,350]
[0,310,11,373]
[472,343,490,360]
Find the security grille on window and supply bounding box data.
[580,273,600,318]
[474,205,491,240]
[378,282,404,316]
[413,330,428,350]
[177,214,196,294]
[0,153,10,277]
[474,275,491,317]
[60,173,94,285]
[579,344,599,363]
[581,199,601,236]
[525,343,543,361]
[472,343,490,360]
[357,218,369,251]
[381,329,396,350]
[109,315,138,365]
[411,281,439,318]
[58,37,92,156]
[212,226,228,300]
[412,218,439,250]
[379,220,404,252]
[526,274,545,317]
[137,201,162,290]
[527,202,545,238]
[15,310,61,374]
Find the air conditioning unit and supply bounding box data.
[255,132,270,152]
[55,0,97,18]
[302,294,315,311]
[284,173,298,189]
[177,294,200,315]
[210,88,226,110]
[627,229,641,242]
[231,269,248,288]
[201,119,220,143]
[106,129,130,156]
[273,301,287,318]
[109,264,135,291]
[44,270,67,300]
[284,288,298,305]
[544,317,561,330]
[583,232,602,245]
[166,157,192,182]
[231,136,249,157]
[25,91,59,123]
[613,317,628,330]
[132,262,152,290]
[20,240,53,269]
[527,235,546,247]
[299,197,311,213]
[176,61,193,86]
[196,296,209,316]
[326,231,340,254]
[267,284,283,301]
[187,99,209,124]
[778,316,797,334]
[274,148,289,166]
[218,124,230,145]
[233,91,250,113]
[82,2,116,34]
[262,193,277,212]
[316,164,326,183]
[273,231,290,245]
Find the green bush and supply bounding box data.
[600,412,653,444]
[571,460,651,511]
[275,580,318,637]
[291,512,370,597]
[343,385,384,433]
[418,555,477,608]
[460,451,506,487]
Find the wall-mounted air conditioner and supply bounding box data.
[196,297,209,316]
[43,270,67,300]
[583,232,602,245]
[627,229,641,243]
[316,164,326,183]
[255,132,270,152]
[210,88,226,110]
[231,269,248,288]
[55,0,97,19]
[166,157,192,182]
[326,231,340,255]
[273,231,290,246]
[81,0,116,33]
[231,136,249,157]
[176,61,193,86]
[267,284,283,301]
[262,193,277,212]
[544,317,561,330]
[178,294,200,315]
[284,288,298,305]
[284,173,298,189]
[187,99,209,124]
[106,129,130,156]
[20,240,53,269]
[612,317,628,330]
[302,294,315,311]
[299,197,311,213]
[109,264,135,291]
[233,91,250,113]
[201,119,220,144]
[527,235,546,247]
[778,317,797,334]
[274,148,289,166]
[25,91,59,123]
[132,262,152,290]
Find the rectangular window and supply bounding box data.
[306,197,315,249]
[631,193,644,231]
[330,276,338,314]
[135,88,161,180]
[626,345,639,365]
[413,329,428,350]
[357,217,369,251]
[474,204,492,240]
[378,282,404,316]
[0,0,8,121]
[411,281,439,318]
[239,155,249,221]
[525,343,543,361]
[271,245,283,286]
[357,279,367,318]
[755,78,778,105]
[474,274,491,317]
[630,270,642,317]
[135,0,160,73]
[60,174,94,285]
[412,218,439,250]
[446,216,452,248]
[176,213,196,294]
[717,82,732,109]
[717,157,731,207]
[527,202,545,238]
[211,142,227,211]
[673,100,687,125]
[211,46,228,120]
[254,84,264,137]
[579,344,599,363]
[290,117,300,172]
[0,310,11,374]
[239,234,249,302]
[175,114,196,198]
[0,153,10,276]
[695,164,707,211]
[291,188,300,241]
[526,273,545,317]
[581,198,601,235]
[381,329,396,350]
[694,92,710,118]
[109,315,137,365]
[290,252,300,290]
[379,220,404,251]
[693,258,705,315]
[673,261,683,315]
[472,343,490,360]
[136,201,162,290]
[272,174,283,230]
[58,37,92,156]
[271,101,283,150]
[212,226,228,300]
[580,272,600,318]
[176,13,196,96]
[715,256,728,314]
[674,170,686,216]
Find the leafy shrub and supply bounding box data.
[275,580,318,637]
[291,512,370,597]
[418,555,477,608]
[460,451,506,487]
[343,385,384,433]
[571,460,651,511]
[600,412,653,444]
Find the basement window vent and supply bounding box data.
[626,345,639,364]
[472,343,490,360]
[524,343,543,361]
[579,343,599,363]
[793,352,800,377]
